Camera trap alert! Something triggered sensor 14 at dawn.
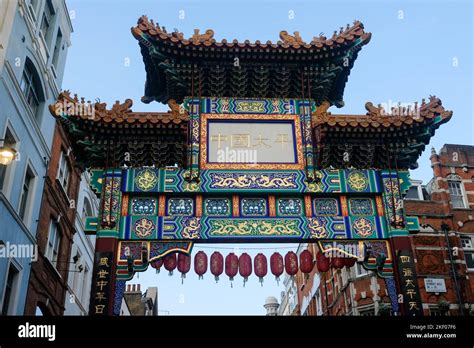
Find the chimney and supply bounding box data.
[126,284,131,292]
[132,284,136,292]
[137,284,141,292]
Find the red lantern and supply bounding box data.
[285,251,298,276]
[254,253,267,285]
[177,253,191,283]
[344,257,357,268]
[225,253,239,286]
[316,251,328,261]
[270,252,284,284]
[163,253,177,275]
[210,251,223,282]
[194,251,207,279]
[239,253,252,286]
[316,252,330,273]
[150,258,163,274]
[331,257,344,269]
[300,249,314,274]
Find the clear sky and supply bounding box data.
[63,0,473,314]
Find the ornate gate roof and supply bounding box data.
[131,16,371,106]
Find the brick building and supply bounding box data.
[295,144,474,316]
[296,243,392,316]
[404,144,474,315]
[24,120,81,315]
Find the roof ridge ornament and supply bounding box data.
[191,29,215,44]
[279,31,305,46]
[311,100,331,127]
[365,102,384,118]
[49,91,189,124]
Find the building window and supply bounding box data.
[51,28,62,70]
[18,167,35,221]
[45,221,61,268]
[39,0,55,45]
[81,198,93,225]
[448,180,466,208]
[0,128,17,191]
[1,263,19,315]
[461,236,474,270]
[57,151,70,193]
[20,60,42,117]
[405,184,424,200]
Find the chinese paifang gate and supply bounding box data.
[49,16,453,316]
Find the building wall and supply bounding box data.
[0,0,72,315]
[122,284,158,316]
[404,144,474,315]
[24,120,81,315]
[64,173,98,315]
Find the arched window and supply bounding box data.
[447,174,466,209]
[81,198,93,225]
[20,58,44,118]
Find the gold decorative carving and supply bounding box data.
[211,174,296,189]
[182,218,200,239]
[311,101,331,127]
[210,220,299,236]
[200,113,304,170]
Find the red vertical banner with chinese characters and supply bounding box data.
[397,250,423,316]
[89,251,113,316]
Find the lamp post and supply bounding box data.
[0,140,16,165]
[441,222,465,315]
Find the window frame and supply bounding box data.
[0,127,18,193]
[18,166,35,222]
[405,182,424,201]
[447,178,467,209]
[461,236,474,271]
[39,0,55,46]
[45,220,61,268]
[51,27,63,73]
[20,63,41,117]
[57,150,71,194]
[1,262,20,315]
